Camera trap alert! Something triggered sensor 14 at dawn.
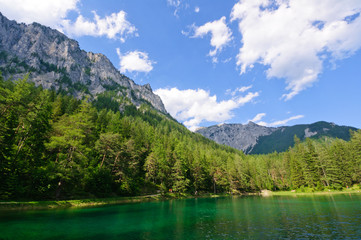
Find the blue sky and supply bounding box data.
[1,0,361,130]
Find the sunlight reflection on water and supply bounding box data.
[1,194,361,239]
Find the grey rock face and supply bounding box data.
[196,121,357,154]
[0,12,167,113]
[196,122,277,153]
[304,128,317,138]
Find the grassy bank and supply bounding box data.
[2,186,361,211]
[0,194,165,211]
[270,189,361,196]
[262,185,361,197]
[0,193,230,211]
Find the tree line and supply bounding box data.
[0,74,360,200]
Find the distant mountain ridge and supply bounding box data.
[196,122,277,153]
[0,12,166,113]
[196,121,357,154]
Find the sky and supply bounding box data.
[1,0,361,131]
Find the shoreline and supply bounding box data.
[0,194,166,211]
[0,192,243,211]
[1,189,360,211]
[261,189,361,197]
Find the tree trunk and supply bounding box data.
[55,180,62,200]
[321,167,329,186]
[213,178,216,194]
[100,152,107,168]
[112,152,120,172]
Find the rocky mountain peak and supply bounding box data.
[0,12,167,113]
[247,121,257,126]
[196,122,277,153]
[196,121,357,154]
[143,83,152,91]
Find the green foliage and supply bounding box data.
[251,121,356,154]
[0,53,38,74]
[93,92,121,112]
[72,82,90,94]
[102,82,126,92]
[84,67,91,76]
[39,59,66,74]
[0,51,8,61]
[1,73,361,201]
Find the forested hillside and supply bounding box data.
[0,74,244,200]
[251,121,357,154]
[196,121,357,154]
[1,74,361,200]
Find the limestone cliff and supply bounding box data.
[0,12,167,113]
[196,121,357,154]
[196,122,277,153]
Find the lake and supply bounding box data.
[1,193,361,239]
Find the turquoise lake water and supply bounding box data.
[1,194,361,239]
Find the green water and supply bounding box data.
[1,194,361,239]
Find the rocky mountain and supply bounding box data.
[196,122,277,153]
[196,121,357,154]
[0,12,166,113]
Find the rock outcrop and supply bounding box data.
[0,12,167,113]
[196,121,357,154]
[196,122,277,153]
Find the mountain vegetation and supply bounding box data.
[251,121,357,154]
[196,122,357,154]
[1,74,361,200]
[0,12,360,201]
[0,12,166,114]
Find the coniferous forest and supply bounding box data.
[1,74,361,200]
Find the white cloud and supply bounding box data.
[0,0,137,41]
[195,7,200,13]
[226,85,252,96]
[0,0,79,27]
[248,113,266,123]
[167,0,181,7]
[231,0,361,100]
[62,11,137,41]
[192,16,233,62]
[167,0,182,16]
[154,87,259,131]
[117,49,155,73]
[258,115,304,127]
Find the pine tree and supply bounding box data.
[290,136,306,189]
[349,130,361,183]
[46,100,94,199]
[302,138,321,187]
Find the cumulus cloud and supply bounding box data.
[0,0,79,27]
[192,16,233,62]
[231,0,361,100]
[0,0,137,41]
[62,11,137,41]
[258,115,304,127]
[154,87,259,131]
[117,49,155,73]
